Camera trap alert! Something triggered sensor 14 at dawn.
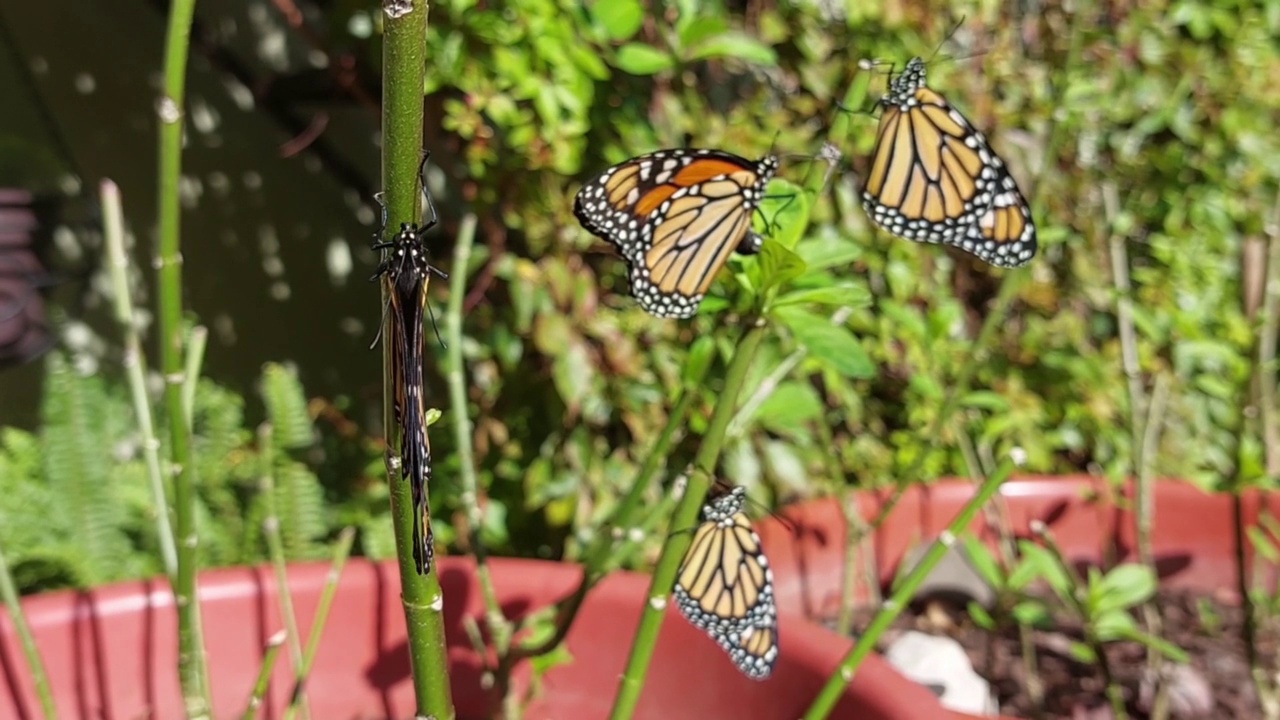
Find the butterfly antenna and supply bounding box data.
[425,294,448,351]
[369,294,393,350]
[372,191,389,249]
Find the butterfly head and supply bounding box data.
[884,57,928,107]
[703,485,748,522]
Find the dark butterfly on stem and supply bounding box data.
[861,57,1037,267]
[673,483,779,680]
[573,148,779,319]
[371,153,447,576]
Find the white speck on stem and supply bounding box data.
[648,596,667,611]
[158,96,182,124]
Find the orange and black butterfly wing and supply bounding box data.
[574,149,778,318]
[861,57,1036,267]
[673,485,779,679]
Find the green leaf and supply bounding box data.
[774,307,875,378]
[961,535,1004,589]
[968,601,995,630]
[960,391,1012,412]
[797,233,861,272]
[683,336,716,389]
[686,33,777,66]
[593,0,644,40]
[756,240,807,292]
[771,284,871,309]
[756,381,825,432]
[261,363,314,450]
[1014,542,1071,598]
[1011,599,1052,627]
[756,179,808,250]
[1093,609,1140,641]
[676,17,728,48]
[1095,563,1156,613]
[614,44,676,75]
[1068,641,1096,663]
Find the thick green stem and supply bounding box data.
[155,0,209,714]
[801,458,1018,720]
[0,543,57,719]
[101,179,177,579]
[380,3,452,716]
[609,322,768,720]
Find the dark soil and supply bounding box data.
[848,589,1278,719]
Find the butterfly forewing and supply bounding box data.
[574,149,779,318]
[861,57,1037,267]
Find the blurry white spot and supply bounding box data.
[243,172,262,191]
[53,226,82,262]
[157,97,181,124]
[270,281,291,301]
[189,97,220,133]
[355,203,376,226]
[214,313,237,345]
[223,78,255,111]
[207,172,230,196]
[647,596,667,611]
[30,56,48,74]
[1010,447,1027,467]
[257,29,290,72]
[257,225,281,255]
[348,12,374,38]
[58,173,82,196]
[263,255,284,278]
[326,238,353,282]
[339,316,364,337]
[179,175,203,209]
[307,50,328,68]
[74,73,96,94]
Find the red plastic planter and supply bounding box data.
[756,475,1280,623]
[1,556,984,720]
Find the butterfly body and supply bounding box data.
[674,485,779,680]
[574,149,778,318]
[371,160,445,576]
[862,57,1036,267]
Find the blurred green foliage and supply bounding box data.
[6,0,1280,593]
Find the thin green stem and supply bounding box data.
[802,457,1018,720]
[241,630,287,720]
[257,424,310,720]
[284,528,356,720]
[101,179,177,579]
[182,326,208,431]
[155,0,208,713]
[609,322,768,720]
[380,3,452,716]
[0,543,57,720]
[443,213,518,714]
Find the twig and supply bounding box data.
[241,630,287,720]
[257,423,310,720]
[0,542,57,719]
[181,325,208,431]
[802,457,1022,719]
[155,0,210,712]
[101,179,177,579]
[283,528,356,720]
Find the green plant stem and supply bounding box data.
[443,213,519,714]
[155,0,209,714]
[1033,524,1130,720]
[609,322,768,720]
[380,3,452,717]
[257,424,309,720]
[284,528,356,720]
[866,271,1026,535]
[182,326,208,431]
[241,630,286,720]
[101,178,177,580]
[802,457,1018,720]
[0,543,57,720]
[505,382,700,670]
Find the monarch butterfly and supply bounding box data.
[371,154,447,575]
[573,149,779,319]
[673,484,779,680]
[862,57,1037,267]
